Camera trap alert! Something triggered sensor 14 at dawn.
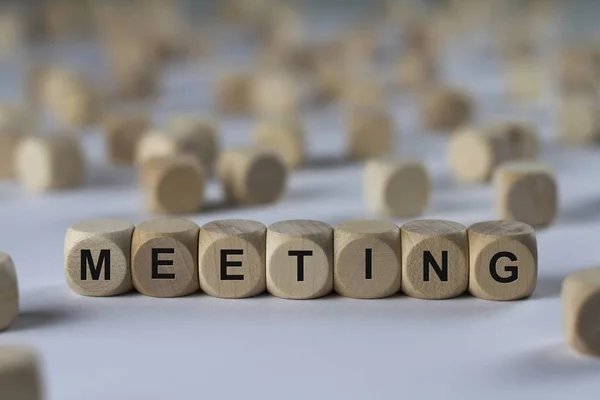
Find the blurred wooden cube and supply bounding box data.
[563,267,600,356]
[104,113,150,165]
[346,107,395,160]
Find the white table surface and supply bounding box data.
[1,7,600,399]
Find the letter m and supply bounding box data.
[80,249,111,280]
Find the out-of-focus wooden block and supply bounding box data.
[558,50,598,95]
[334,220,401,299]
[494,161,557,228]
[140,156,205,215]
[401,220,468,299]
[421,87,473,132]
[0,10,26,56]
[0,252,18,331]
[558,96,600,145]
[364,158,430,218]
[506,58,544,101]
[487,121,539,160]
[468,220,537,301]
[253,117,305,168]
[251,69,302,118]
[396,51,438,90]
[266,220,333,299]
[216,71,253,115]
[341,79,386,110]
[217,148,288,205]
[0,105,31,179]
[312,52,344,104]
[131,218,199,297]
[15,135,85,192]
[346,107,394,160]
[562,267,600,357]
[447,126,514,183]
[0,345,43,400]
[198,219,266,298]
[64,219,134,297]
[104,113,150,165]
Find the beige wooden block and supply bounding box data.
[396,52,438,90]
[0,252,18,331]
[0,105,32,179]
[346,107,395,160]
[104,113,150,165]
[558,50,598,95]
[253,118,305,168]
[140,156,205,215]
[217,148,288,205]
[64,219,134,297]
[266,220,333,299]
[15,135,85,192]
[421,87,473,132]
[312,54,344,104]
[487,121,539,160]
[216,71,253,115]
[468,220,538,300]
[0,345,43,400]
[251,69,302,118]
[447,126,514,183]
[334,220,401,299]
[341,79,386,110]
[506,58,544,101]
[558,97,600,145]
[167,116,220,173]
[364,158,430,218]
[562,267,600,356]
[494,161,557,228]
[0,133,20,179]
[131,218,199,297]
[198,219,266,298]
[401,220,468,299]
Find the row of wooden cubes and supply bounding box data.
[65,218,538,301]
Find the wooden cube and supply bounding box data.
[64,219,134,297]
[558,50,598,95]
[494,161,557,228]
[558,97,600,145]
[363,158,430,218]
[0,345,43,400]
[487,121,539,160]
[0,106,31,179]
[0,252,18,331]
[104,113,150,165]
[217,148,288,205]
[341,79,387,110]
[396,51,438,90]
[0,132,20,179]
[251,69,301,118]
[198,219,266,298]
[346,107,395,160]
[131,218,199,297]
[266,220,333,299]
[15,135,85,192]
[334,220,401,299]
[506,58,544,100]
[140,155,205,215]
[401,220,468,299]
[468,220,538,301]
[253,117,305,168]
[562,267,600,356]
[421,87,473,132]
[447,126,514,183]
[216,71,253,115]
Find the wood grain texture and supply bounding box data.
[14,135,85,192]
[140,155,205,215]
[364,157,430,218]
[558,96,600,144]
[266,220,333,299]
[64,219,134,297]
[334,220,401,299]
[131,218,199,297]
[401,220,468,299]
[253,117,305,168]
[494,161,557,228]
[346,107,394,160]
[468,220,537,301]
[104,112,150,165]
[217,148,288,205]
[0,252,18,331]
[199,219,266,298]
[0,345,43,400]
[562,267,600,356]
[421,87,473,132]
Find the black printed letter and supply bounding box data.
[489,251,518,283]
[288,250,313,282]
[423,251,448,282]
[152,248,175,279]
[220,249,244,280]
[80,249,111,280]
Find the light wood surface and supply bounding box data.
[216,71,253,115]
[0,252,18,331]
[341,79,387,110]
[14,135,85,192]
[166,115,220,173]
[396,51,438,91]
[199,219,266,298]
[468,220,538,300]
[346,107,394,160]
[487,121,539,160]
[103,112,150,165]
[334,220,401,299]
[421,87,473,132]
[131,218,199,297]
[506,58,544,100]
[401,220,468,299]
[64,219,135,297]
[266,220,333,299]
[0,345,43,400]
[0,105,31,179]
[253,117,305,168]
[562,267,600,356]
[494,161,557,228]
[558,96,600,144]
[251,69,301,118]
[364,157,430,218]
[140,155,205,214]
[217,148,288,205]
